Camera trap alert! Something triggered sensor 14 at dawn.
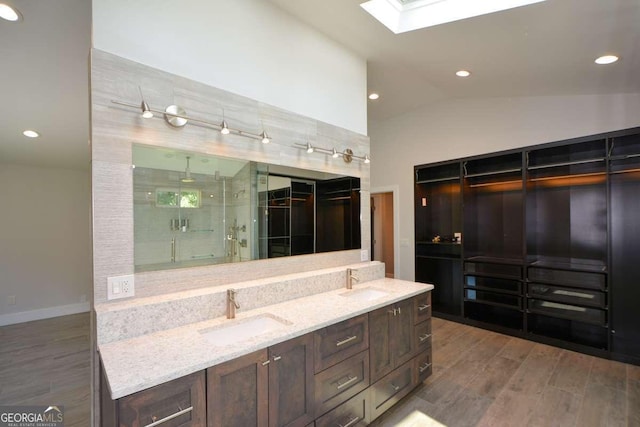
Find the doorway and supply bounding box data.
[371,192,395,278]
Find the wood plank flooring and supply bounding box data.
[1,314,638,427]
[0,313,90,427]
[372,317,640,427]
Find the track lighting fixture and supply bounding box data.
[332,148,340,158]
[306,142,314,153]
[138,87,153,119]
[294,143,370,164]
[364,154,371,164]
[220,120,230,135]
[261,131,270,144]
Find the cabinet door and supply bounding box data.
[393,298,416,368]
[269,333,315,427]
[118,371,206,427]
[369,305,395,383]
[207,349,269,427]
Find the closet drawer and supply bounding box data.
[314,350,369,417]
[465,262,522,279]
[528,283,606,308]
[527,299,606,326]
[414,351,433,384]
[465,275,522,294]
[415,320,432,354]
[314,314,369,373]
[315,389,370,427]
[464,289,522,309]
[528,267,606,291]
[414,292,432,324]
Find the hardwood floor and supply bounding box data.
[2,313,638,427]
[373,317,640,427]
[0,313,90,427]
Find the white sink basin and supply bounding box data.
[200,314,291,346]
[340,287,389,301]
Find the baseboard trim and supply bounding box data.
[0,302,90,326]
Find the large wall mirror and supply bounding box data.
[133,144,361,272]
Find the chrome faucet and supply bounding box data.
[346,268,359,290]
[227,289,240,319]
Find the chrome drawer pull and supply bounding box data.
[390,383,400,392]
[388,308,397,316]
[273,355,282,361]
[419,333,432,342]
[419,362,432,373]
[397,307,402,315]
[418,304,431,311]
[336,335,358,347]
[338,415,360,427]
[145,406,193,427]
[261,360,271,366]
[336,375,359,390]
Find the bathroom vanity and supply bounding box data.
[98,267,433,427]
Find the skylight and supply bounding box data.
[360,0,547,34]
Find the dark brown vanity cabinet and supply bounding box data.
[414,126,640,364]
[369,298,416,383]
[102,370,207,427]
[207,333,315,427]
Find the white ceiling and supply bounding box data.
[0,0,90,170]
[269,0,640,124]
[1,0,638,170]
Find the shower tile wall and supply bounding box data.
[133,168,229,268]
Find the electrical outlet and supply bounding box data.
[7,295,16,305]
[361,249,369,261]
[107,275,135,300]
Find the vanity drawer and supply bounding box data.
[415,319,432,354]
[118,371,206,427]
[315,389,370,427]
[314,350,370,417]
[314,314,369,373]
[413,292,432,324]
[414,350,433,384]
[528,283,606,308]
[370,360,415,421]
[528,267,606,291]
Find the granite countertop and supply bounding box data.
[99,278,434,399]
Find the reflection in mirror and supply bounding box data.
[132,144,360,272]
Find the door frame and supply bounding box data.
[370,185,400,279]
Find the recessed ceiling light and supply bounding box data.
[361,0,547,34]
[595,55,619,65]
[456,70,471,77]
[369,93,380,100]
[23,130,40,138]
[0,3,22,22]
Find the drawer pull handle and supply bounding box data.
[397,307,402,315]
[336,335,358,347]
[390,383,400,392]
[336,375,359,390]
[388,308,397,316]
[273,355,282,361]
[145,406,193,427]
[419,304,431,311]
[261,360,271,366]
[419,362,432,373]
[419,333,432,342]
[338,415,360,427]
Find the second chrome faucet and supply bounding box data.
[227,289,240,319]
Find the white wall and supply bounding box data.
[0,163,91,325]
[369,93,640,280]
[92,0,367,135]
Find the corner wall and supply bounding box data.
[369,93,640,281]
[0,163,91,325]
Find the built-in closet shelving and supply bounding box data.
[316,177,361,253]
[414,126,640,365]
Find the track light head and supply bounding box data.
[141,101,153,119]
[332,148,340,158]
[364,154,371,164]
[306,142,314,153]
[261,131,270,144]
[221,120,230,135]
